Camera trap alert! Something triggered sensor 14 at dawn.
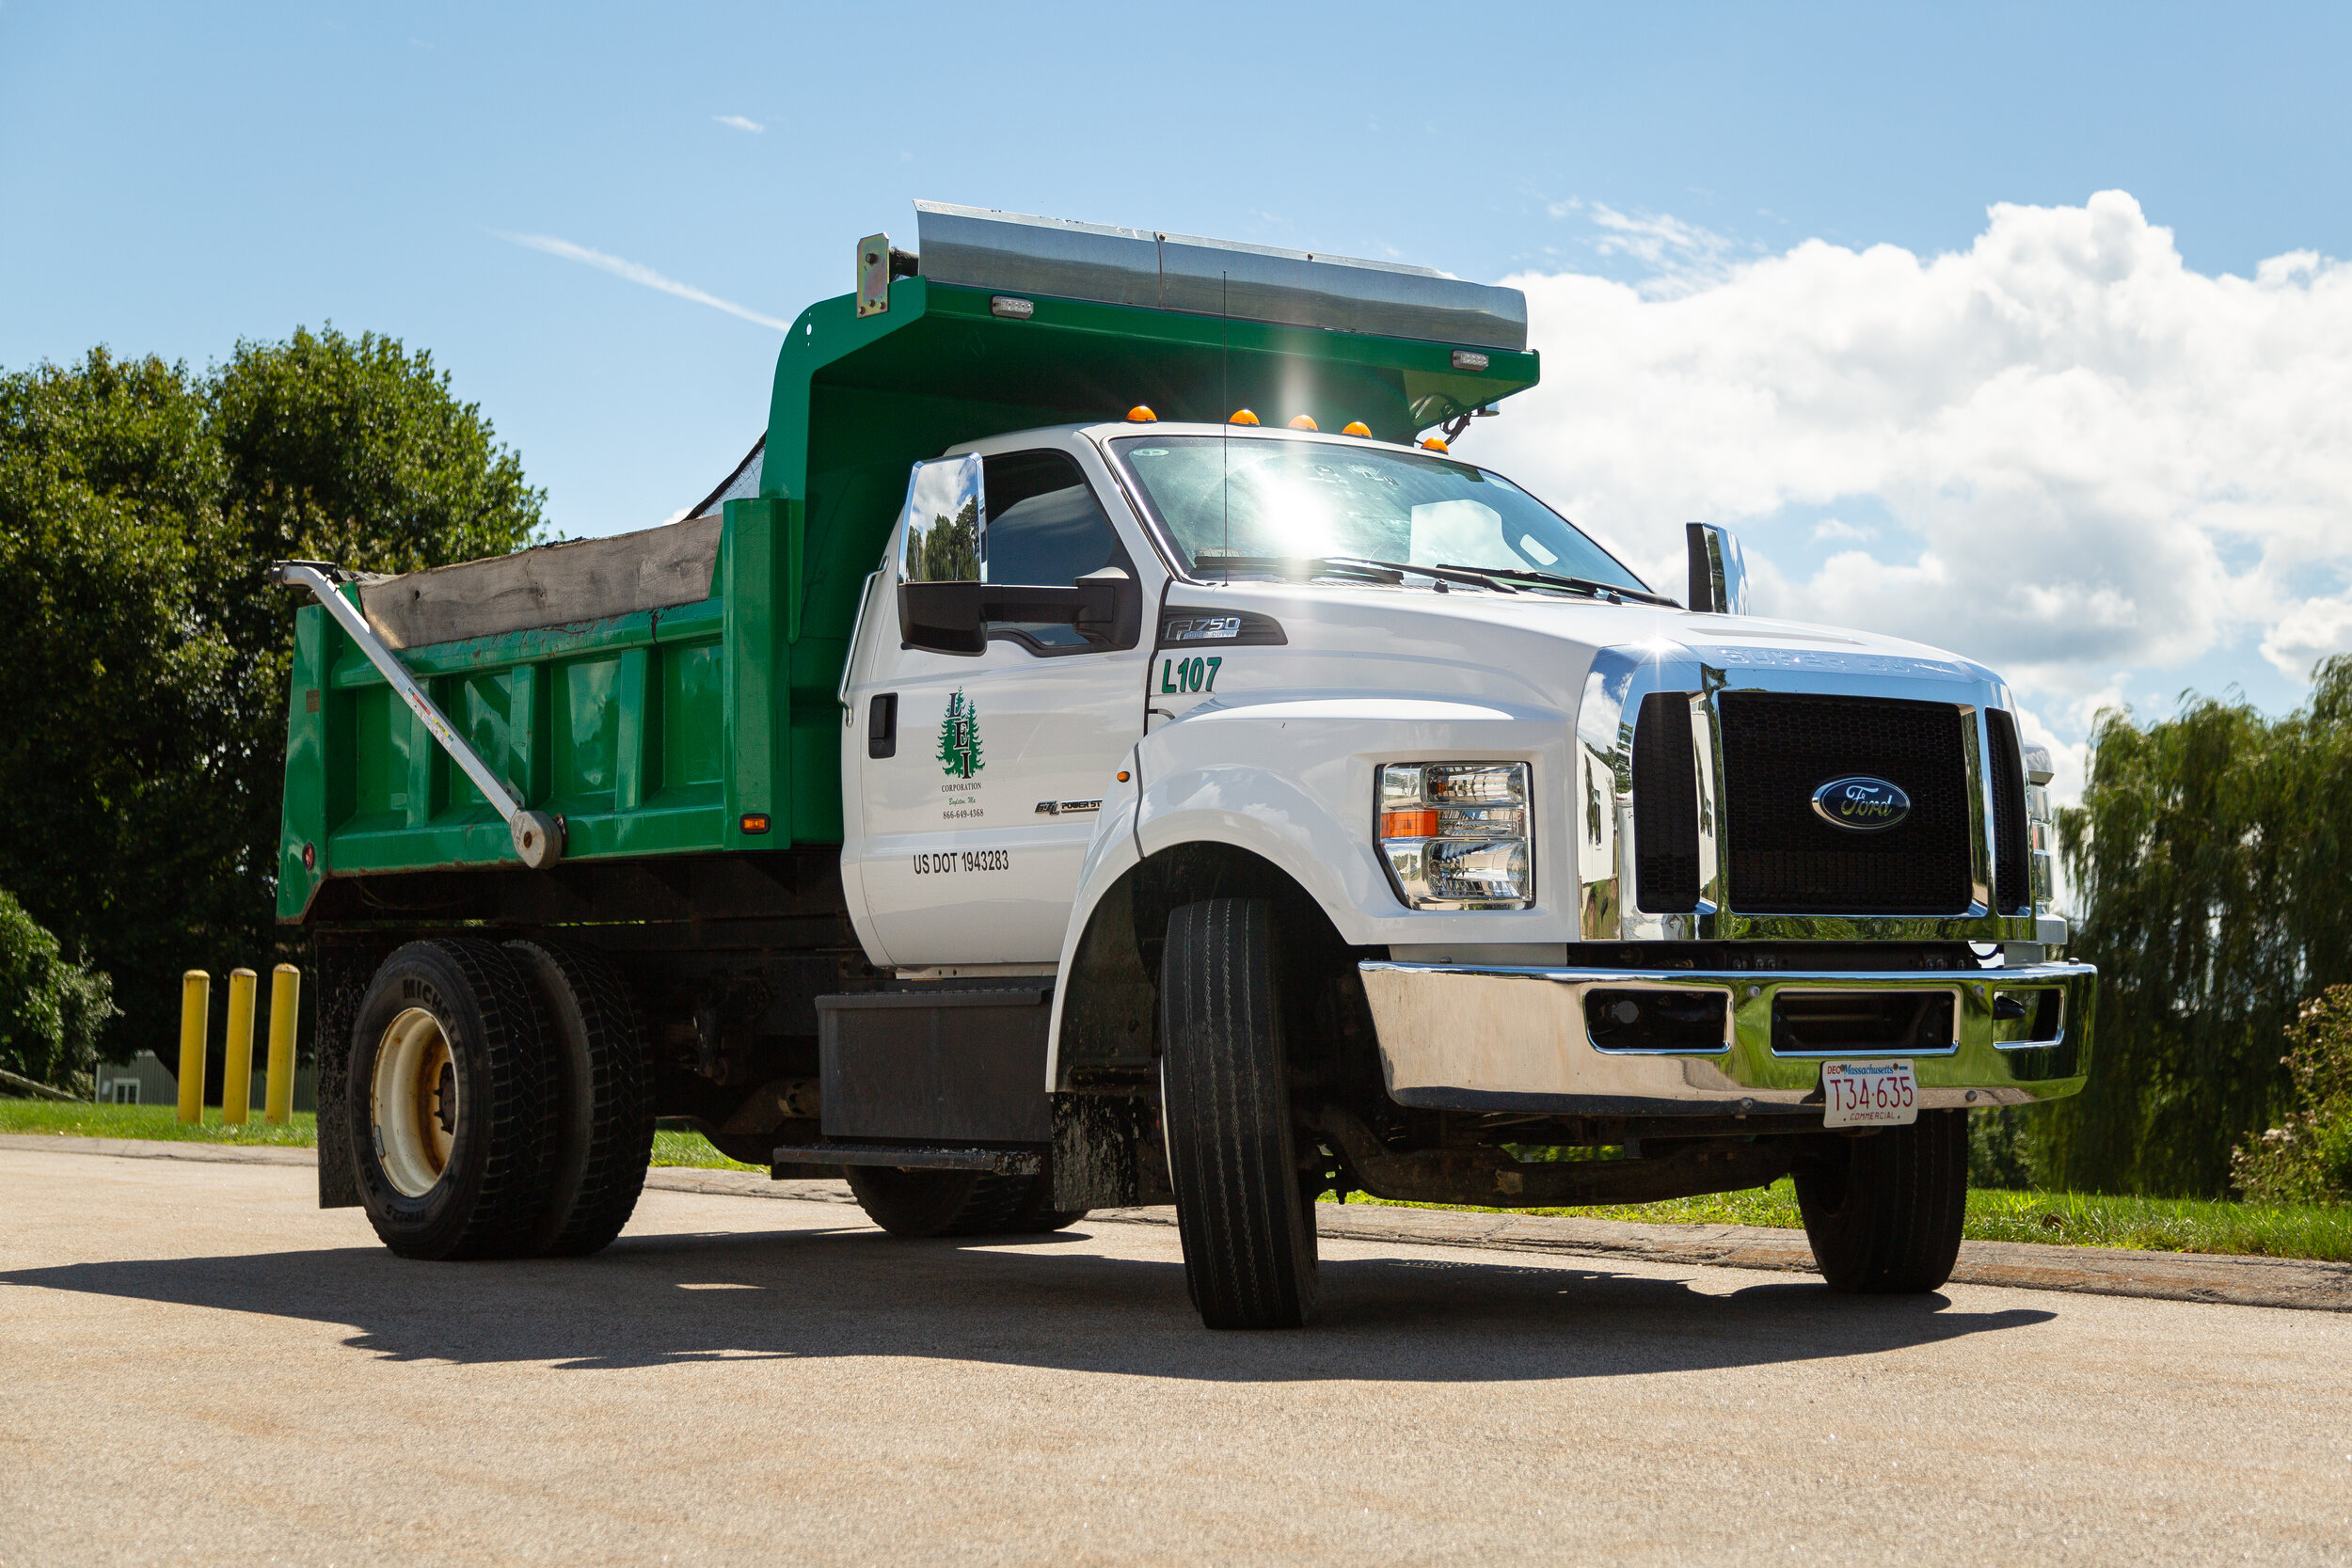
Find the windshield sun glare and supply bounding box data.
[1111,435,1647,594]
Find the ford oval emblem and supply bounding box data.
[1811,776,1911,832]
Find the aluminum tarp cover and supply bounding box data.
[914,200,1529,353]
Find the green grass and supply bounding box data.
[1333,1177,2352,1263]
[649,1127,762,1170]
[0,1099,761,1170]
[0,1098,318,1146]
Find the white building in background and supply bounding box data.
[96,1051,315,1113]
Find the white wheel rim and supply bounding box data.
[372,1007,456,1197]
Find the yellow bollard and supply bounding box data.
[264,964,301,1125]
[222,968,258,1124]
[177,971,210,1124]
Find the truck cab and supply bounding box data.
[275,203,2091,1328]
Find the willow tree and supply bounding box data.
[2047,657,2352,1196]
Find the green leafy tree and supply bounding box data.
[0,887,118,1090]
[0,328,542,1059]
[2232,985,2352,1205]
[2045,657,2352,1195]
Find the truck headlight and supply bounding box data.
[2023,745,2057,910]
[1376,762,1533,910]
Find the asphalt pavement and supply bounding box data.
[3,1145,2348,1566]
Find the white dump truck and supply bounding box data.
[275,203,2089,1327]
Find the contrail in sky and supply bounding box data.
[494,231,790,330]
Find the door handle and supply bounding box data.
[868,693,898,758]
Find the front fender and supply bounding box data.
[1135,695,1575,945]
[1047,695,1581,1084]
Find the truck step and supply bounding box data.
[769,1144,1044,1177]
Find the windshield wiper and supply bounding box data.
[1321,557,1526,593]
[1446,564,1681,607]
[1191,553,1676,607]
[1189,555,1404,584]
[1199,554,1525,594]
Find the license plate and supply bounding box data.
[1821,1059,1919,1128]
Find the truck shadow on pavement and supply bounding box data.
[0,1215,2054,1381]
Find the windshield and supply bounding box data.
[1110,435,1648,594]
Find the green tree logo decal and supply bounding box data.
[937,689,984,778]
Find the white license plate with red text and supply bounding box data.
[1820,1059,1919,1128]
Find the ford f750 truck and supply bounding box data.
[273,201,2090,1328]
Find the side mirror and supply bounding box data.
[898,452,985,588]
[1685,523,1750,615]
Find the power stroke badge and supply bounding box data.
[1811,775,1911,832]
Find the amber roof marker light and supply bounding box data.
[1421,436,1450,452]
[1230,408,1261,425]
[1126,405,1157,423]
[1288,415,1318,431]
[1342,420,1373,437]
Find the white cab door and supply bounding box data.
[844,442,1151,967]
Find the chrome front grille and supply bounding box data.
[1577,641,2040,942]
[1714,692,1973,915]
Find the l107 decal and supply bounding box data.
[1159,656,1222,694]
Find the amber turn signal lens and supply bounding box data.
[1380,809,1441,838]
[1117,770,1131,783]
[1126,405,1157,422]
[1230,408,1261,425]
[739,813,771,834]
[1421,436,1450,452]
[1342,420,1373,437]
[1287,415,1318,431]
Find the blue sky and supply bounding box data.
[8,1,2351,767]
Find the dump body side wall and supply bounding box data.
[276,594,742,917]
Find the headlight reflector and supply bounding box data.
[1376,762,1533,909]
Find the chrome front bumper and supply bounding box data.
[1358,959,2094,1117]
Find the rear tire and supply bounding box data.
[1794,1111,1969,1292]
[1160,897,1318,1329]
[504,940,655,1257]
[846,1167,1033,1238]
[348,939,552,1261]
[1005,1175,1089,1234]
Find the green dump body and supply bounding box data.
[274,277,1537,921]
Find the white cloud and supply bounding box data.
[1549,198,1747,295]
[2261,590,2352,679]
[493,232,790,331]
[713,115,763,133]
[1481,191,2352,735]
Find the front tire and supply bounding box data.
[1005,1174,1089,1234]
[348,939,552,1260]
[1160,897,1318,1329]
[1794,1111,1969,1292]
